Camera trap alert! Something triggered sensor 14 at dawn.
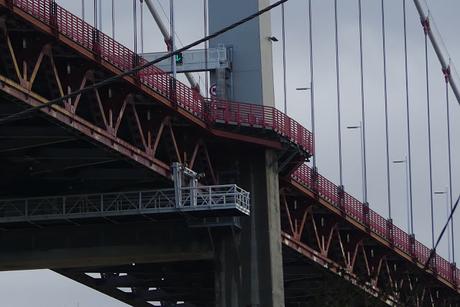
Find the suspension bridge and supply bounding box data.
[0,0,459,306]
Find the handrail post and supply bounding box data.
[451,262,457,286]
[311,166,319,198]
[237,102,240,125]
[386,218,394,247]
[261,105,264,127]
[409,234,417,261]
[132,53,140,82]
[208,186,212,208]
[138,192,142,210]
[49,0,58,34]
[168,76,177,108]
[430,249,438,275]
[337,185,345,215]
[92,28,100,58]
[100,194,104,213]
[363,202,370,231]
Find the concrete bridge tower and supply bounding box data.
[209,1,284,306]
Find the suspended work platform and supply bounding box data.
[0,184,250,226]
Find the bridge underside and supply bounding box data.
[0,100,166,199]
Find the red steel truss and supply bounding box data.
[4,0,313,155]
[285,165,460,304]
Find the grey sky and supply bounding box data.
[1,0,460,306]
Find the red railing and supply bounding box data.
[11,0,313,155]
[292,164,458,288]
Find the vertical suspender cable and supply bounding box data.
[308,0,316,169]
[82,0,85,21]
[358,0,368,204]
[98,0,102,31]
[423,24,435,249]
[403,0,414,235]
[93,0,97,29]
[334,0,343,187]
[282,4,288,114]
[141,0,144,53]
[445,71,456,263]
[204,0,209,98]
[112,0,115,38]
[381,0,392,219]
[133,0,138,55]
[170,0,176,79]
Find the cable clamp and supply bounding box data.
[421,17,430,34]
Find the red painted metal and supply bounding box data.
[291,164,459,290]
[9,0,313,155]
[7,0,460,298]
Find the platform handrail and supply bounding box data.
[0,184,250,222]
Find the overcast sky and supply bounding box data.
[1,0,460,306]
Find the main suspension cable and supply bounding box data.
[0,0,289,125]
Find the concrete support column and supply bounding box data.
[215,149,284,307]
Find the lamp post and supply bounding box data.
[435,189,452,262]
[347,122,366,204]
[393,157,411,234]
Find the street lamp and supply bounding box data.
[347,122,366,204]
[393,157,411,234]
[434,189,452,262]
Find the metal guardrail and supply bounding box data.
[0,185,250,224]
[291,164,459,287]
[9,0,314,155]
